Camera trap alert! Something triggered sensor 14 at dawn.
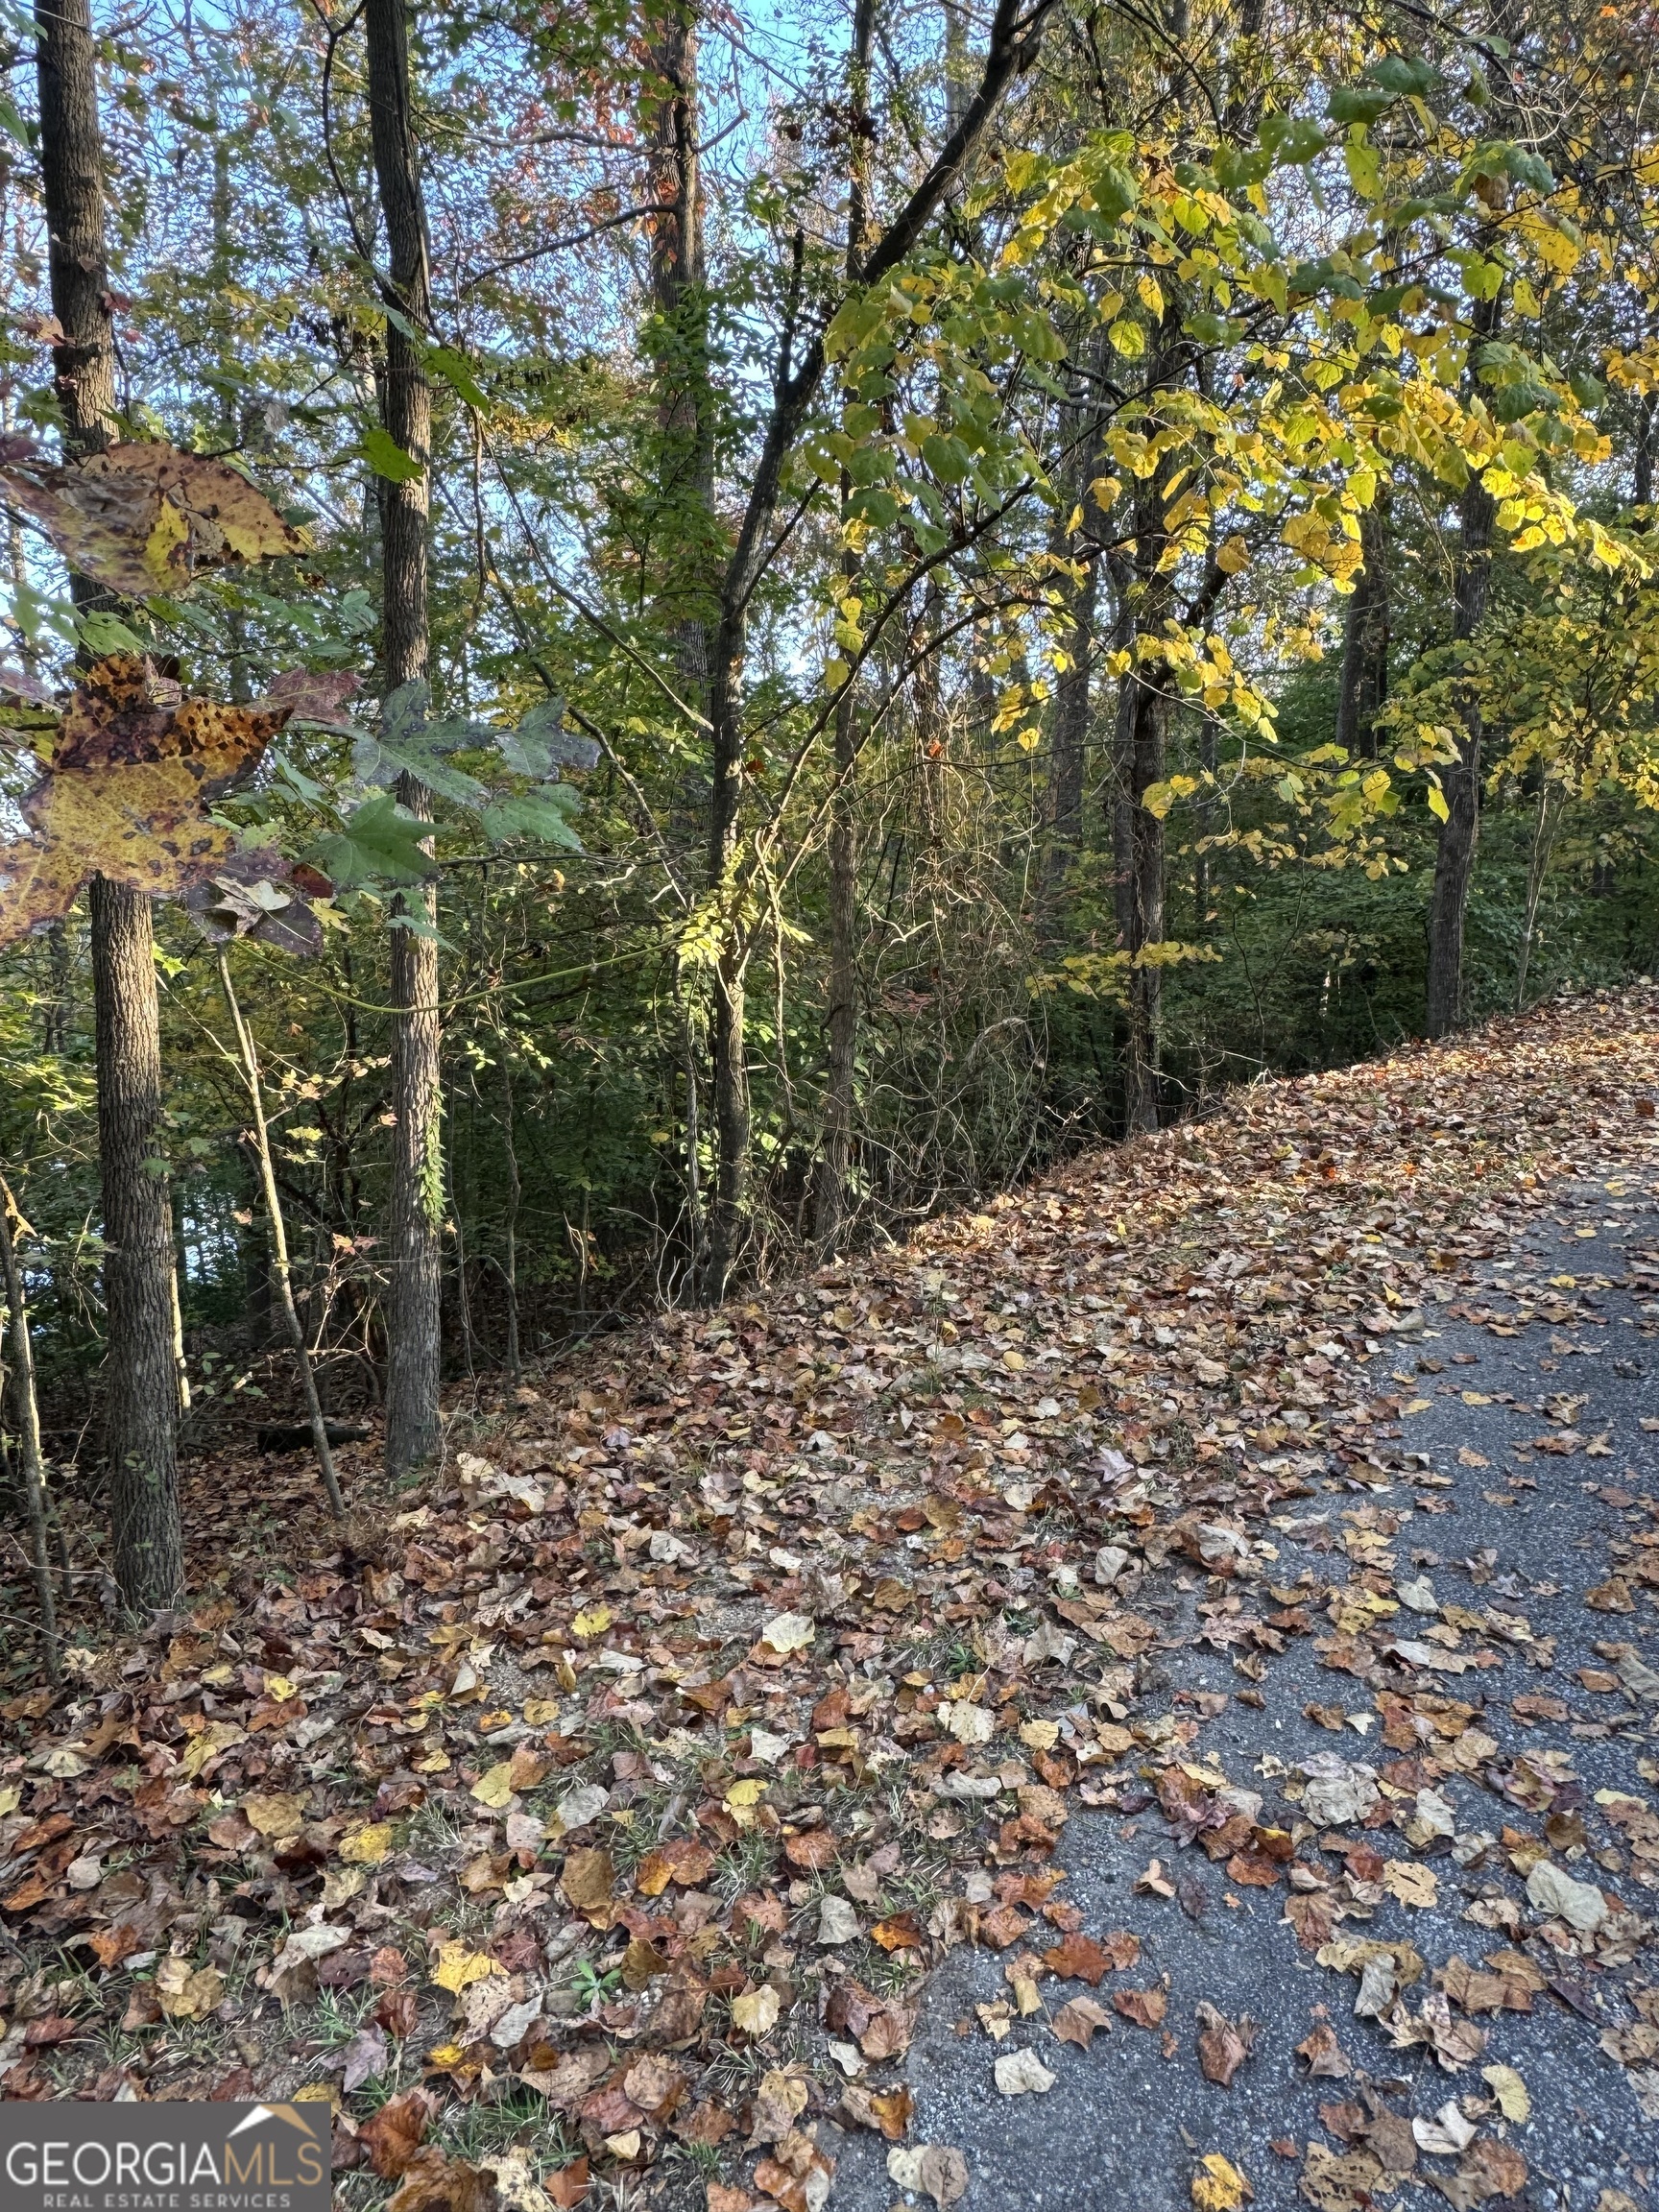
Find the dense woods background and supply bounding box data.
[3,0,1659,1616]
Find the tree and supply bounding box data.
[36,0,182,1610]
[365,0,443,1476]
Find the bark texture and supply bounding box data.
[366,0,443,1474]
[91,878,184,1606]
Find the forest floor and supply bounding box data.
[3,989,1659,2212]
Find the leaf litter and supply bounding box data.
[3,989,1659,2206]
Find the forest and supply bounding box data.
[0,0,1655,1615]
[6,0,1659,2200]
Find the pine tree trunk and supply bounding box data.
[37,0,183,1611]
[366,0,442,1476]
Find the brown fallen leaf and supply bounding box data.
[1294,2023,1351,2078]
[544,2159,589,2208]
[384,2147,494,2212]
[360,2088,434,2176]
[559,1845,615,1916]
[783,1828,838,1872]
[1042,1931,1119,1984]
[1114,1986,1168,2030]
[1195,2001,1257,2087]
[1052,1996,1114,2048]
[1457,2138,1529,2203]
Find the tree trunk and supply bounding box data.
[1124,675,1169,1133]
[1425,423,1498,1039]
[366,0,443,1476]
[37,0,183,1612]
[814,0,877,1254]
[496,1040,521,1379]
[1334,493,1390,760]
[648,5,716,699]
[91,878,184,1607]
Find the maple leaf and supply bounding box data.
[0,656,290,945]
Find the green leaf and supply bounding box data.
[481,788,584,849]
[1327,84,1394,124]
[922,432,973,485]
[355,732,490,806]
[76,609,145,656]
[1259,113,1328,166]
[429,347,489,409]
[304,792,434,888]
[361,426,423,483]
[1366,54,1437,97]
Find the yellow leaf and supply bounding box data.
[1192,2153,1253,2212]
[1137,272,1165,317]
[1108,319,1145,359]
[414,1747,452,1774]
[265,1673,299,1702]
[726,1777,769,1828]
[470,1762,517,1810]
[242,1791,308,1839]
[1482,2063,1530,2123]
[1216,533,1251,575]
[431,1941,496,1993]
[523,1699,562,1726]
[179,1720,245,1777]
[339,1821,395,1866]
[154,1956,226,2021]
[0,1787,17,1818]
[731,1984,781,2038]
[571,1606,612,1641]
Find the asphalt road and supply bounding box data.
[829,1170,1659,2212]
